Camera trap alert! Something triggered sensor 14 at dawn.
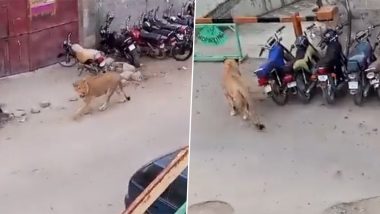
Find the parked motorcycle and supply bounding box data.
[57,33,109,75]
[361,31,380,100]
[254,26,296,105]
[346,24,380,105]
[163,2,194,27]
[99,12,141,67]
[143,7,192,61]
[290,23,321,103]
[127,13,168,59]
[306,23,348,105]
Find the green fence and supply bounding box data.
[175,202,187,214]
[194,23,246,62]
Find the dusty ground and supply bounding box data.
[188,60,380,214]
[0,58,191,214]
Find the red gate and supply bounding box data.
[0,0,79,78]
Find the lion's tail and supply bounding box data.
[237,85,265,130]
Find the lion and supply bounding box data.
[72,71,131,120]
[222,58,265,130]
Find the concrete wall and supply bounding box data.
[79,0,188,47]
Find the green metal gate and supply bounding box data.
[194,23,246,62]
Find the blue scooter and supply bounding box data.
[254,26,295,105]
[346,24,380,105]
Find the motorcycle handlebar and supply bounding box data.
[276,26,286,33]
[306,23,316,31]
[259,47,265,57]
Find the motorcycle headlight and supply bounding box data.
[348,73,357,79]
[366,71,375,79]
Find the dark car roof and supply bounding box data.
[153,147,188,178]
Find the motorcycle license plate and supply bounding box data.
[371,79,380,85]
[264,85,272,93]
[348,81,358,89]
[287,81,297,88]
[128,44,136,51]
[318,75,328,82]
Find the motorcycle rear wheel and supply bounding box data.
[296,72,312,104]
[124,50,141,68]
[321,77,335,105]
[58,53,77,67]
[270,81,288,106]
[353,83,364,106]
[376,87,380,100]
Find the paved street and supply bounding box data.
[188,59,380,214]
[0,58,191,214]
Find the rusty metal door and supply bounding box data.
[0,1,9,39]
[28,0,79,70]
[9,35,29,75]
[8,0,28,37]
[0,39,10,77]
[0,0,79,77]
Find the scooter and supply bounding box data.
[99,12,141,67]
[254,26,296,105]
[362,31,380,100]
[346,24,380,105]
[290,23,321,103]
[306,23,348,105]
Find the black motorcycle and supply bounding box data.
[306,23,348,105]
[99,12,141,67]
[143,8,192,61]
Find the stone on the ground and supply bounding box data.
[30,107,41,114]
[17,116,27,123]
[69,97,78,102]
[14,109,26,118]
[39,101,51,108]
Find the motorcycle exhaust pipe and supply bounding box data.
[306,81,317,94]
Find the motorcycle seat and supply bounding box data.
[152,19,179,31]
[152,29,174,37]
[140,30,166,41]
[255,61,276,79]
[281,61,295,74]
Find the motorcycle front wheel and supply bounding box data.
[270,81,288,106]
[58,53,77,67]
[171,43,193,61]
[296,72,312,104]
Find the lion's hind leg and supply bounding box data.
[99,87,116,111]
[116,82,131,103]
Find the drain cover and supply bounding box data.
[188,200,234,214]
